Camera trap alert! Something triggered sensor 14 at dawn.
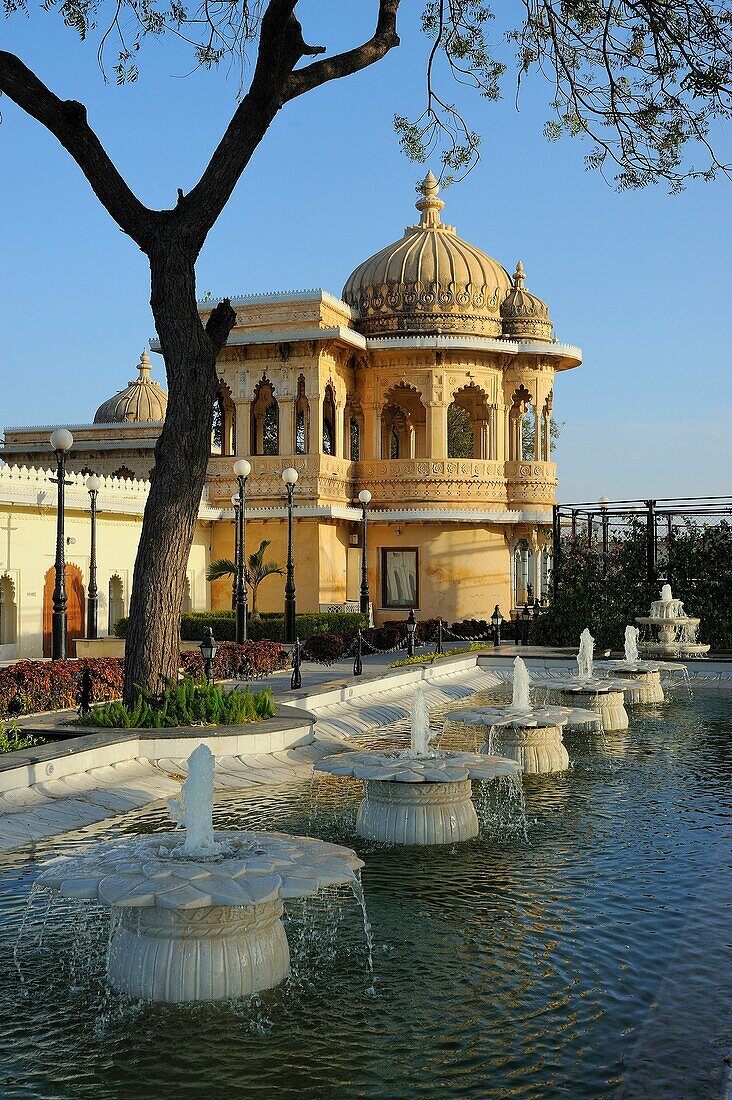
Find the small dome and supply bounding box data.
[93,351,168,424]
[500,261,554,342]
[342,172,513,338]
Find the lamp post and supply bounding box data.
[599,496,610,557]
[282,467,299,644]
[231,494,240,611]
[233,459,251,644]
[521,602,531,646]
[405,608,417,658]
[85,474,101,639]
[50,428,73,660]
[199,627,218,685]
[358,489,372,617]
[491,604,503,649]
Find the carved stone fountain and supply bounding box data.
[314,687,521,845]
[636,584,710,658]
[35,745,363,1003]
[599,626,665,703]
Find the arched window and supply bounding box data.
[212,382,236,456]
[182,576,192,613]
[108,575,125,634]
[344,394,363,462]
[322,384,337,456]
[0,575,17,645]
[513,540,534,607]
[509,385,532,462]
[251,378,279,456]
[112,466,135,481]
[381,383,426,459]
[350,418,361,461]
[448,384,491,459]
[295,375,309,454]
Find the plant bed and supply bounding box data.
[77,679,276,730]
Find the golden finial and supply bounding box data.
[513,261,526,288]
[138,349,152,378]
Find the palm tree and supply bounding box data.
[206,540,284,620]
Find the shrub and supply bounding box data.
[448,618,491,640]
[79,678,276,729]
[389,647,469,667]
[180,640,289,680]
[0,718,43,754]
[115,610,369,644]
[303,632,350,664]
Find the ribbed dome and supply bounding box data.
[500,261,554,342]
[342,172,513,338]
[93,351,168,424]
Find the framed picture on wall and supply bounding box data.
[381,548,419,609]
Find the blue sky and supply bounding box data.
[1,3,731,502]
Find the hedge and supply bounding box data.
[0,641,289,719]
[114,610,369,643]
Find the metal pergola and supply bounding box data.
[551,495,732,599]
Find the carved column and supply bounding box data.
[279,397,295,458]
[235,401,250,457]
[427,403,447,459]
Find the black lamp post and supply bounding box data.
[232,459,251,643]
[358,488,372,617]
[199,627,218,685]
[491,604,503,649]
[521,602,531,646]
[50,428,73,660]
[282,467,299,644]
[230,494,240,610]
[85,474,101,639]
[405,608,417,658]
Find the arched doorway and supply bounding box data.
[108,575,125,634]
[0,575,17,645]
[43,565,85,657]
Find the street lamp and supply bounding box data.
[231,494,240,611]
[358,489,372,617]
[491,604,503,649]
[521,602,531,646]
[199,627,218,685]
[599,496,610,557]
[282,467,299,644]
[50,428,73,660]
[85,474,101,639]
[232,458,251,644]
[405,608,417,658]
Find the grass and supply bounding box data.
[78,677,276,729]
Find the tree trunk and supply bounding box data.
[123,235,225,702]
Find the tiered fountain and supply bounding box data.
[447,657,600,775]
[314,687,521,845]
[599,626,665,703]
[35,745,364,1003]
[636,584,710,658]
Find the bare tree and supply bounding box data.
[1,0,730,699]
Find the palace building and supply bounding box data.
[0,174,581,658]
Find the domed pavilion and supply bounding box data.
[191,173,581,622]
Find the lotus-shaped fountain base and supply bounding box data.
[556,686,629,731]
[37,831,363,1003]
[610,667,665,703]
[315,750,520,847]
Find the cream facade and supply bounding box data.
[0,173,581,657]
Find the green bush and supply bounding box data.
[0,718,42,754]
[79,678,275,729]
[115,610,369,643]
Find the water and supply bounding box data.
[577,628,594,682]
[512,655,532,712]
[167,743,218,857]
[624,625,640,665]
[1,684,731,1098]
[408,685,432,757]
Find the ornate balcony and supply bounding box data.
[355,458,508,508]
[505,460,557,508]
[206,454,355,505]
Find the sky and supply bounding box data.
[1,2,731,503]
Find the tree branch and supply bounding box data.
[0,50,155,249]
[283,0,400,102]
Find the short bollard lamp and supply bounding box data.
[50,427,74,661]
[85,474,102,640]
[232,458,252,644]
[406,608,417,658]
[200,628,218,685]
[491,605,503,649]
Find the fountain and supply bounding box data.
[34,744,364,1003]
[445,657,601,775]
[636,584,710,658]
[530,630,631,731]
[314,686,521,845]
[596,625,665,703]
